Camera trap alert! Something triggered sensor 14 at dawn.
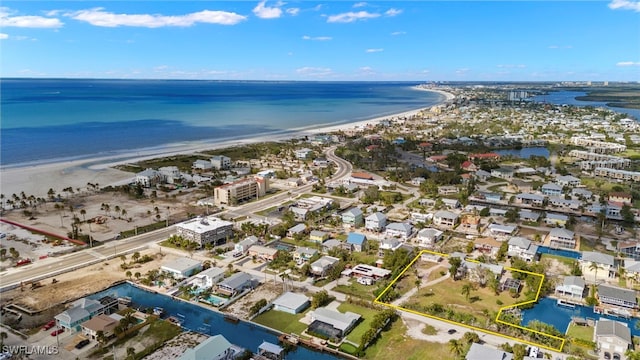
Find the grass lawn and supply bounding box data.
[364,319,452,360]
[566,323,594,342]
[252,310,308,335]
[334,281,376,301]
[541,253,576,268]
[422,324,437,335]
[337,303,381,345]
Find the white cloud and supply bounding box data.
[359,66,373,72]
[617,61,640,66]
[302,35,332,41]
[608,0,640,11]
[312,4,323,11]
[353,2,368,8]
[0,7,63,28]
[455,68,470,74]
[365,48,383,53]
[385,8,402,17]
[286,8,300,16]
[327,11,380,23]
[69,7,247,27]
[295,67,332,77]
[391,31,405,36]
[0,33,8,39]
[253,0,283,19]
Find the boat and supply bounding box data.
[224,314,239,323]
[278,334,299,347]
[118,297,132,306]
[557,299,576,308]
[153,307,165,316]
[166,316,182,326]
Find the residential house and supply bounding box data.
[365,212,387,232]
[161,257,202,279]
[272,292,310,314]
[571,188,593,200]
[442,198,461,209]
[548,228,576,250]
[294,247,318,263]
[193,267,226,289]
[321,239,343,253]
[290,206,309,221]
[544,213,569,227]
[410,177,426,186]
[580,251,616,281]
[294,148,313,159]
[487,224,517,237]
[248,245,279,262]
[556,175,581,187]
[433,210,459,228]
[555,276,586,299]
[81,314,118,341]
[598,284,637,309]
[519,210,541,222]
[217,272,254,297]
[159,166,181,184]
[234,236,259,254]
[416,228,444,246]
[135,168,163,188]
[346,233,367,252]
[541,183,564,197]
[489,208,508,218]
[608,192,633,205]
[460,214,480,232]
[287,223,307,238]
[342,208,364,227]
[461,161,478,172]
[594,320,632,360]
[474,237,502,256]
[210,155,231,170]
[618,241,640,261]
[309,308,361,340]
[475,170,491,182]
[55,298,105,331]
[490,167,514,181]
[342,264,391,281]
[465,343,513,360]
[480,192,502,203]
[313,157,328,167]
[515,193,545,206]
[193,159,213,170]
[547,197,581,210]
[178,334,235,360]
[384,222,414,240]
[438,186,458,195]
[510,180,534,193]
[310,256,340,276]
[507,237,539,262]
[379,238,402,253]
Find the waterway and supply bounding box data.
[90,283,340,360]
[521,297,640,335]
[531,91,640,120]
[494,147,549,159]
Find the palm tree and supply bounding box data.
[448,339,465,358]
[132,252,140,263]
[134,272,141,281]
[96,330,106,347]
[461,283,473,302]
[80,209,87,222]
[125,271,132,279]
[589,261,600,283]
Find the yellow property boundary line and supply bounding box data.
[373,249,566,352]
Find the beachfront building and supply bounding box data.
[178,334,235,360]
[135,168,163,188]
[272,292,310,314]
[341,207,364,227]
[55,298,105,332]
[548,228,576,250]
[175,216,233,248]
[594,320,632,360]
[81,314,118,341]
[555,276,587,299]
[210,155,231,170]
[365,212,387,232]
[308,308,361,341]
[580,251,616,281]
[598,284,638,309]
[193,159,213,170]
[217,272,254,297]
[214,176,268,206]
[161,257,202,279]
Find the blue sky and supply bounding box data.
[1,1,639,81]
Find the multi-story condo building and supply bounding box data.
[175,216,234,248]
[214,176,268,206]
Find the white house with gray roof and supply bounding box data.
[178,334,235,360]
[272,292,310,314]
[161,257,202,279]
[507,237,538,262]
[416,228,444,246]
[310,307,361,339]
[193,267,226,289]
[548,228,576,250]
[234,236,259,254]
[310,256,340,276]
[465,343,513,360]
[217,272,254,297]
[384,222,414,240]
[598,284,637,309]
[594,320,632,360]
[556,175,581,187]
[555,276,586,299]
[365,212,387,232]
[580,251,616,281]
[433,210,459,228]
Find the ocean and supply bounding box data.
[0,79,445,166]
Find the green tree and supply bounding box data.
[461,283,473,302]
[448,339,466,359]
[311,290,334,308]
[125,270,132,279]
[449,257,462,280]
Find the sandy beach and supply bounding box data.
[0,89,455,199]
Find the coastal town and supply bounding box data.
[3,83,640,360]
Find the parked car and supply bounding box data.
[15,259,32,267]
[75,339,90,349]
[50,328,64,336]
[447,329,457,334]
[42,320,56,330]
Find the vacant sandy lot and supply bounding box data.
[224,282,284,320]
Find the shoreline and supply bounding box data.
[0,88,455,198]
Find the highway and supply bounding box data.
[0,146,353,292]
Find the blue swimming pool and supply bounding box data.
[203,294,228,306]
[521,297,640,336]
[536,246,581,260]
[90,283,339,360]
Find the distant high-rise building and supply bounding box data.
[604,81,609,86]
[507,90,528,101]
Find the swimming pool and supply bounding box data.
[536,246,581,260]
[521,297,640,336]
[202,295,228,306]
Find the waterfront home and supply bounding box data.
[248,245,279,262]
[135,168,163,188]
[618,241,640,261]
[81,314,118,341]
[178,334,235,360]
[548,228,576,250]
[598,284,638,309]
[342,264,391,281]
[161,257,202,279]
[556,175,581,187]
[217,272,254,297]
[272,292,310,314]
[310,256,340,276]
[175,216,234,248]
[193,267,226,289]
[507,237,538,262]
[541,183,563,197]
[55,298,105,332]
[293,247,318,263]
[309,230,329,243]
[519,210,541,222]
[594,320,632,360]
[365,212,387,232]
[544,213,569,227]
[193,159,214,170]
[547,197,581,210]
[341,207,364,227]
[465,343,513,360]
[580,251,615,281]
[158,166,182,184]
[346,232,367,252]
[433,210,459,228]
[384,222,414,240]
[309,307,361,340]
[416,228,444,246]
[287,223,307,238]
[210,155,231,170]
[515,193,545,206]
[555,276,587,299]
[235,236,259,254]
[258,342,285,360]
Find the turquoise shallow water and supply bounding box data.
[0,79,445,165]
